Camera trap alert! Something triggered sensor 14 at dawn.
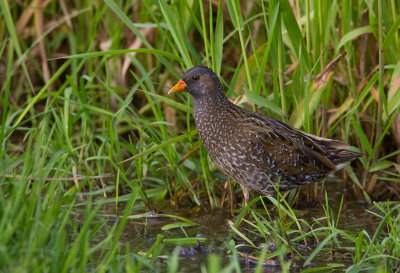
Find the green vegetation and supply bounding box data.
[1,0,400,272]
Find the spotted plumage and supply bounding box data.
[169,66,361,199]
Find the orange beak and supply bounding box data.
[168,79,186,94]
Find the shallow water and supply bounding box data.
[88,180,383,272]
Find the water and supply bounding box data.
[88,180,383,271]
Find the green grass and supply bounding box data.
[1,0,400,272]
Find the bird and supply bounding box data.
[169,66,361,203]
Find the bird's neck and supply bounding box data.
[192,94,234,137]
[193,92,230,116]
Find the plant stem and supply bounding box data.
[374,0,384,164]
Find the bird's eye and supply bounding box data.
[192,75,199,81]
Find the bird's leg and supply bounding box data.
[240,184,251,206]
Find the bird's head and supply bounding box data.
[169,66,225,101]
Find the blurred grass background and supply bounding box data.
[1,0,400,271]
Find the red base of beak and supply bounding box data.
[168,79,186,94]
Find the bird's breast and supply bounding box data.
[194,111,256,178]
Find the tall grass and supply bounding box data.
[1,0,400,271]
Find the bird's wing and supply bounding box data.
[236,113,336,176]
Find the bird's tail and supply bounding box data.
[317,138,362,170]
